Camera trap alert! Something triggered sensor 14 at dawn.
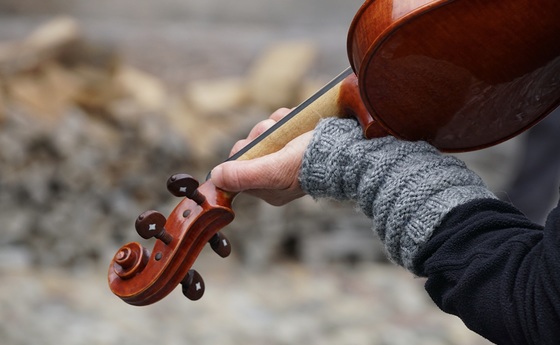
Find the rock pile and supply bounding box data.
[0,17,385,272]
[0,18,193,268]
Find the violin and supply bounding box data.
[108,0,560,305]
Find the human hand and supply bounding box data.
[210,108,312,206]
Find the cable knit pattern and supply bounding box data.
[299,118,497,273]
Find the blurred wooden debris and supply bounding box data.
[0,17,188,268]
[184,77,249,115]
[116,65,167,112]
[247,41,317,110]
[178,40,320,163]
[0,16,81,76]
[0,17,126,119]
[8,62,79,119]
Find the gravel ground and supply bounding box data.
[0,256,491,345]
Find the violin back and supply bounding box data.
[348,0,560,151]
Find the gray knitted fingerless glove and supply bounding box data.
[299,118,497,274]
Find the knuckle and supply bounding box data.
[250,119,276,138]
[230,139,248,156]
[222,164,244,191]
[270,108,291,121]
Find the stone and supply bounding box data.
[247,41,317,111]
[184,77,249,115]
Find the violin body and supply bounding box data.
[108,0,560,305]
[349,0,560,151]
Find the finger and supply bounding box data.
[229,118,279,156]
[229,108,293,157]
[212,132,312,192]
[211,156,291,193]
[244,188,305,206]
[269,107,292,122]
[247,119,277,140]
[230,138,251,157]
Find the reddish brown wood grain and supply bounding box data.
[108,181,235,306]
[348,0,560,151]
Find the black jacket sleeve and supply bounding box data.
[414,198,560,344]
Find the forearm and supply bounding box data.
[417,199,560,344]
[299,118,560,343]
[299,118,496,272]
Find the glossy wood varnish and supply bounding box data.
[349,0,560,151]
[108,181,235,305]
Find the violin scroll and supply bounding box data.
[111,242,150,280]
[108,173,236,305]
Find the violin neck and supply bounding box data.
[228,67,354,162]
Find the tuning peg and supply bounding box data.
[135,210,173,245]
[209,232,231,258]
[181,269,205,300]
[167,173,206,205]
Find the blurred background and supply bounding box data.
[2,0,551,344]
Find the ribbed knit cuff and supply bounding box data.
[299,118,497,272]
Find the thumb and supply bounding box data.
[211,132,312,193]
[210,153,291,192]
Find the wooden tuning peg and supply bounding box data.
[167,173,206,205]
[135,210,173,245]
[181,269,205,301]
[209,232,231,258]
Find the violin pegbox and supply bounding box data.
[108,173,236,305]
[166,174,232,258]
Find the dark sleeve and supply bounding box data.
[414,198,560,344]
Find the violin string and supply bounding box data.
[205,67,353,181]
[226,66,353,162]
